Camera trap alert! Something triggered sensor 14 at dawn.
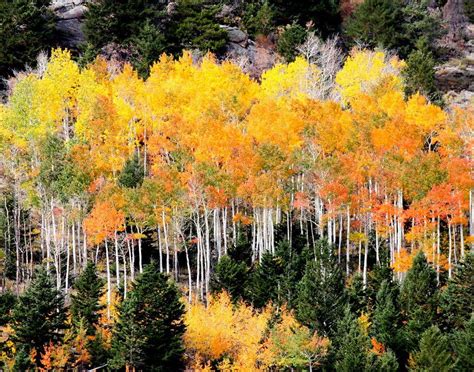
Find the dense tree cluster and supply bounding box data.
[0,43,472,369]
[0,0,464,97]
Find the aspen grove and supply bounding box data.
[0,46,473,370]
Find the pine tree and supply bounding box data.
[371,279,402,356]
[270,0,341,37]
[0,291,16,326]
[409,326,454,371]
[334,307,371,371]
[439,253,474,331]
[11,267,67,367]
[211,255,249,302]
[452,316,474,370]
[0,0,55,82]
[117,152,145,188]
[277,23,307,62]
[399,251,438,352]
[344,0,405,52]
[132,21,168,77]
[403,39,441,103]
[373,350,399,371]
[70,262,105,336]
[249,251,283,308]
[169,1,228,54]
[109,263,185,370]
[83,0,168,51]
[296,240,346,336]
[276,240,306,308]
[347,273,367,316]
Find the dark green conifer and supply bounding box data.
[439,253,474,331]
[296,240,346,336]
[11,267,67,366]
[70,262,105,335]
[399,251,438,352]
[249,251,283,308]
[409,326,454,370]
[211,255,249,302]
[109,263,185,370]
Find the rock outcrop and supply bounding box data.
[51,0,87,49]
[436,23,474,107]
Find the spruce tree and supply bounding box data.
[169,1,228,54]
[117,153,145,188]
[373,350,399,371]
[371,279,402,356]
[0,291,16,326]
[333,307,370,371]
[83,0,168,51]
[277,23,307,62]
[409,326,454,370]
[70,262,105,336]
[0,0,55,82]
[452,317,474,370]
[249,251,283,308]
[211,255,249,302]
[403,39,441,103]
[109,263,185,370]
[11,267,67,366]
[276,240,306,308]
[296,240,346,336]
[344,0,405,52]
[439,253,474,331]
[399,252,438,352]
[347,273,367,316]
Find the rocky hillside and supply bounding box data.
[50,0,473,106]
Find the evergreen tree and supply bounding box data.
[372,350,399,371]
[333,307,370,371]
[347,273,367,316]
[409,326,454,371]
[70,262,105,336]
[403,39,441,103]
[118,152,145,188]
[132,21,168,77]
[276,240,306,308]
[277,23,307,62]
[11,267,67,367]
[366,264,393,312]
[296,240,346,336]
[249,251,283,308]
[242,0,276,37]
[439,253,474,331]
[399,252,438,352]
[345,0,443,58]
[344,0,405,52]
[270,0,341,37]
[169,1,228,54]
[0,291,16,326]
[371,279,402,356]
[109,263,185,370]
[452,316,474,370]
[83,0,168,51]
[211,255,249,302]
[0,0,55,82]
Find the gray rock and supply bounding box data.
[220,25,248,46]
[56,19,85,48]
[57,5,87,20]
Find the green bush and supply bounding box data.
[277,23,307,62]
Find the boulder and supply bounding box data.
[220,25,248,46]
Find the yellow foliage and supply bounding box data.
[336,48,405,105]
[184,291,272,370]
